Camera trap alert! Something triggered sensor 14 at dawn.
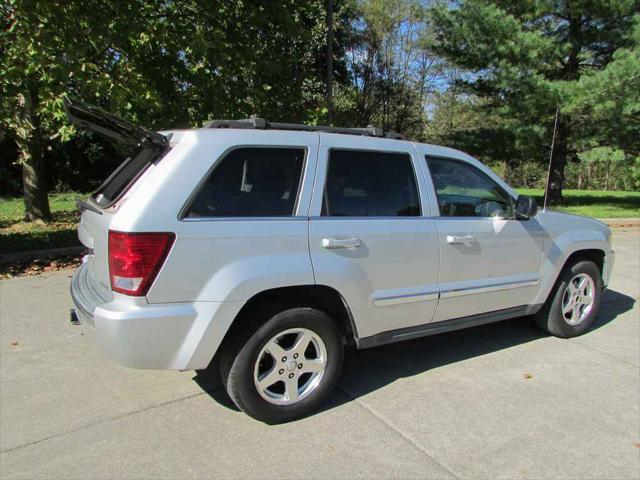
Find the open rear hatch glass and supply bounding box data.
[65,97,171,292]
[64,97,170,208]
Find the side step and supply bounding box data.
[356,305,532,349]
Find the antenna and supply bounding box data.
[543,107,560,211]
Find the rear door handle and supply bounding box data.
[322,237,361,249]
[446,234,475,246]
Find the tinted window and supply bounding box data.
[426,157,513,218]
[93,147,161,207]
[322,150,420,217]
[186,147,305,218]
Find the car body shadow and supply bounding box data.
[192,288,635,416]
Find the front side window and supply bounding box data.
[321,149,420,217]
[426,157,514,218]
[185,147,305,218]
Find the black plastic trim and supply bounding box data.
[356,305,531,349]
[205,117,406,140]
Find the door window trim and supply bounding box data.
[317,147,423,219]
[178,145,309,221]
[424,155,516,220]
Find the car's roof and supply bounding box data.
[160,128,518,199]
[163,127,457,153]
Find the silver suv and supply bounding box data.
[68,99,614,423]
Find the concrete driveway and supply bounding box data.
[1,229,638,479]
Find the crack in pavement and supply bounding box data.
[0,389,219,454]
[335,385,461,479]
[5,380,461,480]
[569,296,639,368]
[569,338,640,368]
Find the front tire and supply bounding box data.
[220,307,344,424]
[535,260,602,338]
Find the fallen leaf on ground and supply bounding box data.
[0,253,83,279]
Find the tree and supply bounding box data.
[338,0,444,137]
[1,1,340,221]
[429,0,638,204]
[565,17,640,190]
[1,0,185,221]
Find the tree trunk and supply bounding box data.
[21,133,51,222]
[501,160,510,183]
[577,168,583,189]
[545,10,581,206]
[545,119,568,206]
[18,79,52,222]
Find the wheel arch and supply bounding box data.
[209,285,358,368]
[533,247,606,310]
[533,248,606,337]
[561,249,605,279]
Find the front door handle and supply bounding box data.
[446,234,475,246]
[322,237,361,249]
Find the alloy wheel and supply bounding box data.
[253,328,327,405]
[561,273,595,325]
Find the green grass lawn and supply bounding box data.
[0,193,83,221]
[0,193,86,254]
[1,189,638,255]
[516,189,640,218]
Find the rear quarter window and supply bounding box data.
[185,147,306,218]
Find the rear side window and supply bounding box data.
[93,147,161,207]
[321,149,420,217]
[185,147,305,218]
[426,157,514,218]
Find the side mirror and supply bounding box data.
[515,195,538,220]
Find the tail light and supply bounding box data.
[108,231,175,296]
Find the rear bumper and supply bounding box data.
[70,260,111,327]
[70,263,244,370]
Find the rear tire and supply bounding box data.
[220,307,343,424]
[535,260,602,338]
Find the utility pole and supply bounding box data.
[326,0,334,125]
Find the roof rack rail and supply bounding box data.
[204,115,406,140]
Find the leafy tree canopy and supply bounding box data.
[0,0,337,220]
[429,0,638,202]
